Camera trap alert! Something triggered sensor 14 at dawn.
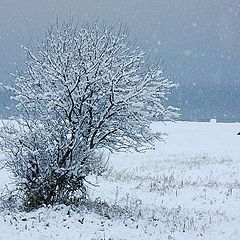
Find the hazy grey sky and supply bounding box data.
[0,0,239,86]
[0,0,239,120]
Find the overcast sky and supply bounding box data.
[0,0,239,121]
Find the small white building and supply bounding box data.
[210,118,217,123]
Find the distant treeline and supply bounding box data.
[169,84,240,123]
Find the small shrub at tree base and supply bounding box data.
[0,19,178,211]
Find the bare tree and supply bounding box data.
[0,19,178,210]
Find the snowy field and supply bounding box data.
[0,121,240,240]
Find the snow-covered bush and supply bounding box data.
[0,19,178,210]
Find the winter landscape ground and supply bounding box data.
[0,120,240,240]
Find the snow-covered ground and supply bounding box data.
[0,121,240,239]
